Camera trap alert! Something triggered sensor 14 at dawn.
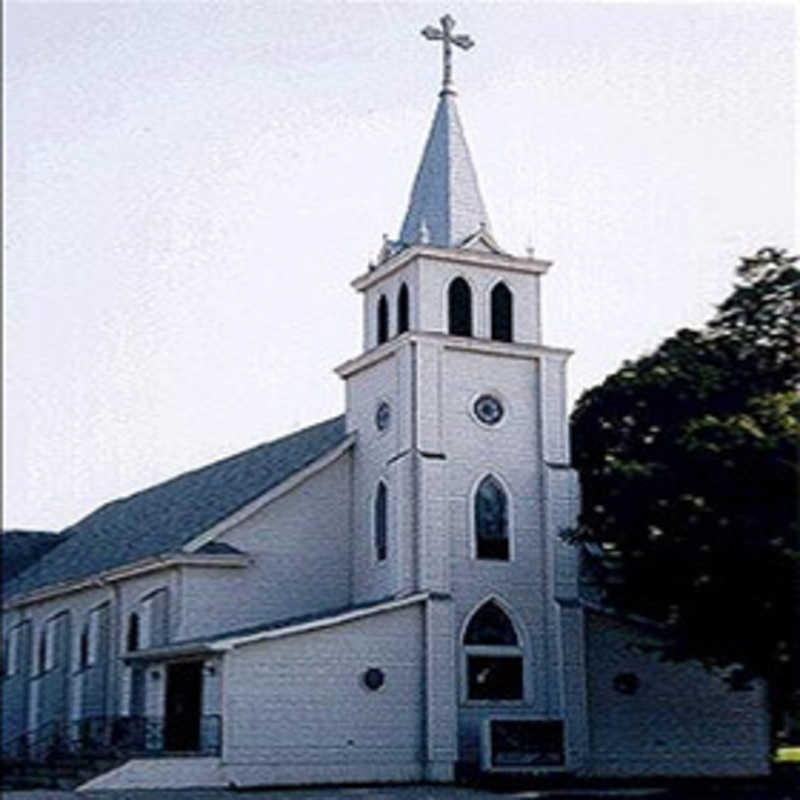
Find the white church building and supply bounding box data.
[2,16,769,790]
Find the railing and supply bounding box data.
[1,714,222,764]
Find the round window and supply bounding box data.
[375,402,391,431]
[473,394,504,426]
[363,667,385,691]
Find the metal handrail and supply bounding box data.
[1,714,222,763]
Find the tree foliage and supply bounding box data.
[569,248,799,691]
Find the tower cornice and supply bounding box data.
[352,244,552,292]
[334,330,572,379]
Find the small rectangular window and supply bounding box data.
[468,655,523,700]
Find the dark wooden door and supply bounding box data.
[164,662,203,751]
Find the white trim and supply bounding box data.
[86,605,103,666]
[183,434,356,553]
[44,617,57,671]
[335,331,571,379]
[212,592,429,651]
[3,553,247,610]
[351,244,551,292]
[6,625,20,676]
[127,593,431,661]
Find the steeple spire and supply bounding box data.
[398,15,492,249]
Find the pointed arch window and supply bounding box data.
[374,481,388,561]
[397,283,409,334]
[463,601,523,701]
[475,475,509,560]
[491,282,513,342]
[377,295,389,345]
[448,277,472,337]
[79,626,89,669]
[127,613,140,653]
[37,630,47,674]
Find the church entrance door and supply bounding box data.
[164,661,203,752]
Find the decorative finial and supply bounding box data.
[417,219,430,245]
[421,14,474,96]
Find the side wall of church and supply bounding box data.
[584,613,770,777]
[179,451,353,640]
[223,602,427,787]
[2,566,182,743]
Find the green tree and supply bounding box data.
[569,248,799,730]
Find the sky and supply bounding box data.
[4,1,796,532]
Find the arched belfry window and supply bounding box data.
[463,601,523,700]
[475,475,509,560]
[448,277,472,337]
[397,283,409,335]
[374,481,388,561]
[491,282,513,342]
[127,613,140,652]
[377,295,389,345]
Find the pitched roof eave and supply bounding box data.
[3,552,248,610]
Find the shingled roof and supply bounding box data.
[398,92,491,248]
[1,530,62,584]
[5,415,349,602]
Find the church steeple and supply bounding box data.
[398,16,491,249]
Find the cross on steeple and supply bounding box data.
[421,14,474,96]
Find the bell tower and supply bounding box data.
[335,14,589,772]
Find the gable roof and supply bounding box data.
[5,415,348,602]
[398,93,491,249]
[1,530,63,584]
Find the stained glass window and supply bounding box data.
[475,475,509,560]
[464,601,518,645]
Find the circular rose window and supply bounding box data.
[473,394,504,426]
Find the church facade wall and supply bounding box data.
[346,346,416,604]
[223,602,427,787]
[362,261,421,349]
[584,612,770,777]
[416,256,541,344]
[179,451,353,640]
